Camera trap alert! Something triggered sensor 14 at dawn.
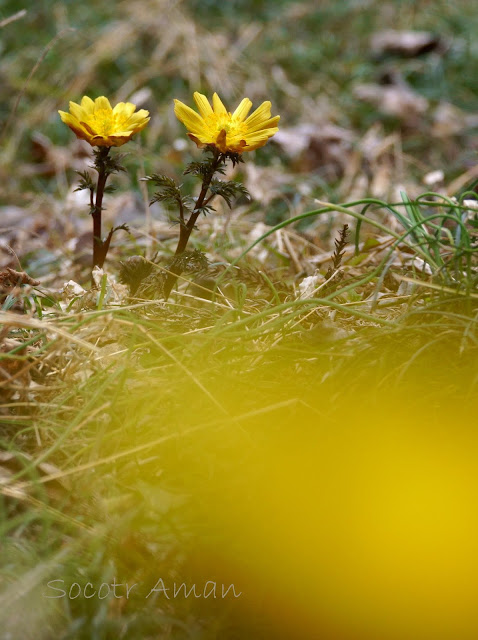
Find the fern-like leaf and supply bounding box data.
[74,170,95,192]
[209,179,250,208]
[143,174,191,212]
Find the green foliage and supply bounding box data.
[209,178,250,209]
[170,248,209,273]
[93,149,127,176]
[331,224,349,270]
[193,203,216,217]
[325,224,349,281]
[118,256,154,295]
[184,150,225,179]
[73,170,95,193]
[222,151,244,168]
[184,160,219,179]
[142,174,193,216]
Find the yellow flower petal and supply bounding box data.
[190,132,214,145]
[112,102,137,119]
[187,133,207,148]
[80,96,95,114]
[244,140,268,151]
[58,110,73,125]
[94,96,113,112]
[68,101,84,122]
[247,126,280,140]
[247,115,280,134]
[243,128,279,150]
[244,101,272,128]
[58,111,90,140]
[110,130,135,138]
[106,135,132,147]
[193,92,214,118]
[232,98,252,122]
[79,120,97,136]
[174,99,208,135]
[125,110,150,129]
[212,93,228,115]
[90,135,113,147]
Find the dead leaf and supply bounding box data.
[0,267,40,288]
[431,101,478,138]
[423,170,445,187]
[245,164,294,206]
[273,123,355,178]
[0,267,40,314]
[298,273,325,299]
[353,83,428,126]
[371,30,444,58]
[23,132,90,178]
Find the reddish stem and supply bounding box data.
[92,147,110,271]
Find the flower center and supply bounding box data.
[87,108,115,136]
[205,113,247,140]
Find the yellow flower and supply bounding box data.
[174,92,280,153]
[58,96,150,147]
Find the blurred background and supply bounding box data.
[1,0,478,250]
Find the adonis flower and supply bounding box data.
[59,96,150,147]
[174,92,280,153]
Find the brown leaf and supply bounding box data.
[371,30,444,58]
[353,83,428,127]
[273,124,355,178]
[0,268,40,289]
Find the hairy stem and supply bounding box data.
[92,146,111,271]
[163,149,222,299]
